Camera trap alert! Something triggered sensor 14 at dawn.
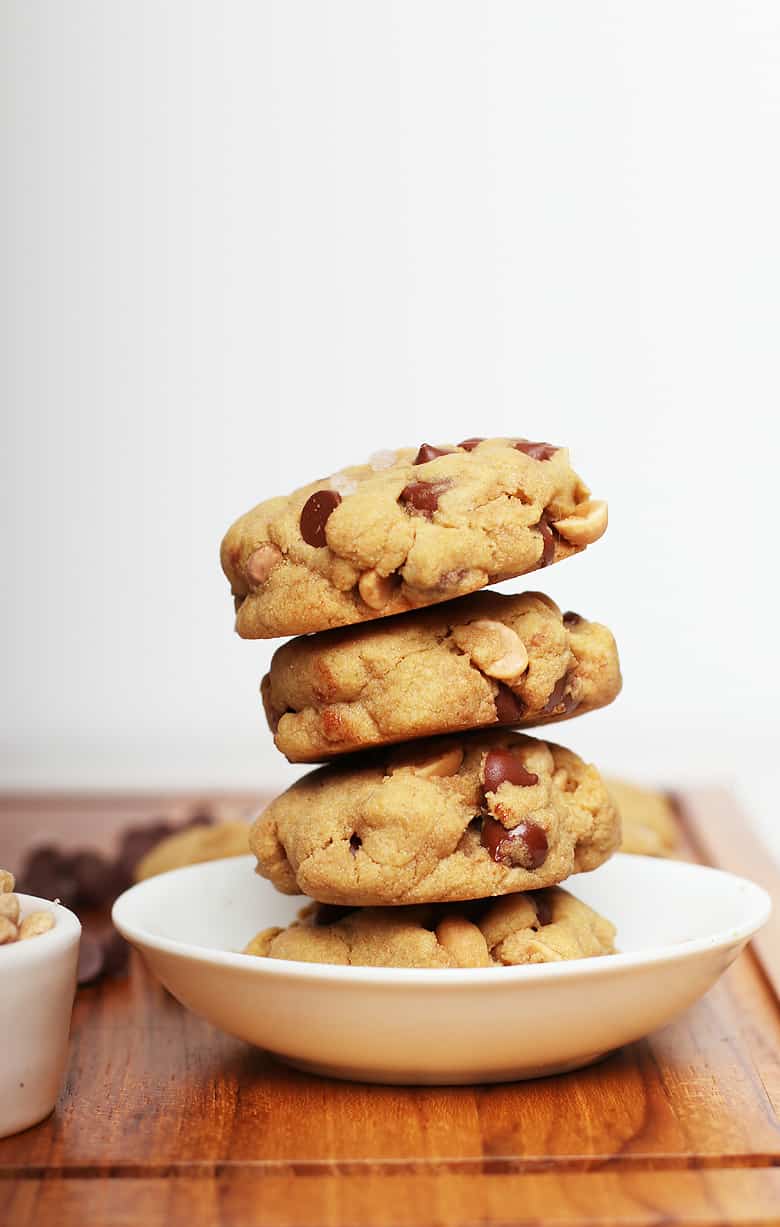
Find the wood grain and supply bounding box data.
[2,789,779,1227]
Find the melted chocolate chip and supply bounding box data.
[413,443,455,465]
[399,479,452,517]
[562,611,583,627]
[493,684,526,724]
[458,437,485,452]
[534,892,554,926]
[482,749,539,794]
[349,832,362,855]
[541,674,579,718]
[481,817,549,869]
[514,439,559,461]
[300,489,342,548]
[535,512,556,567]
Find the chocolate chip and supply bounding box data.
[493,684,526,725]
[101,929,130,977]
[349,833,362,855]
[514,439,559,461]
[535,512,556,567]
[534,892,554,926]
[481,817,548,869]
[19,847,79,909]
[77,933,105,985]
[399,480,452,517]
[562,611,582,627]
[117,822,172,884]
[541,674,578,718]
[70,851,123,909]
[482,749,539,794]
[458,437,484,452]
[413,444,455,465]
[300,489,342,548]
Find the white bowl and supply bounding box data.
[112,853,770,1085]
[0,897,81,1136]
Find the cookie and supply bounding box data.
[134,820,250,881]
[262,591,621,762]
[244,887,616,969]
[221,438,607,638]
[608,779,678,858]
[250,730,620,906]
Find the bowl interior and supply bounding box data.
[114,853,770,964]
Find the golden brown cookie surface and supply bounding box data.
[222,438,606,638]
[263,591,621,762]
[244,887,616,968]
[250,730,619,906]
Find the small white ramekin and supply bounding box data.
[0,895,81,1138]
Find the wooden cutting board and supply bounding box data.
[2,788,780,1227]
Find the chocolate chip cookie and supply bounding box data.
[243,887,616,968]
[262,591,621,762]
[250,730,620,906]
[222,438,607,638]
[609,779,678,858]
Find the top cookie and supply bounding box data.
[221,437,607,638]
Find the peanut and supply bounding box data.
[0,916,17,944]
[553,499,608,546]
[408,746,464,779]
[452,619,529,684]
[358,569,397,610]
[0,869,14,894]
[245,543,283,585]
[0,893,20,924]
[435,915,492,967]
[19,911,55,941]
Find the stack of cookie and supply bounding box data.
[221,437,623,968]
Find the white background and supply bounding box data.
[2,3,779,846]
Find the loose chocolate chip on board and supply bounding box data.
[413,443,456,464]
[77,934,105,985]
[493,684,526,725]
[481,817,549,869]
[514,439,559,461]
[399,479,452,517]
[534,892,554,926]
[535,512,556,567]
[541,674,578,718]
[562,610,583,627]
[482,749,539,794]
[458,437,485,451]
[300,489,342,548]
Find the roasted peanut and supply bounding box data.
[452,619,529,684]
[245,543,283,585]
[358,569,397,610]
[408,746,464,779]
[18,910,55,941]
[553,499,608,546]
[0,893,20,924]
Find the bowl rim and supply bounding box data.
[1,894,81,966]
[111,854,772,987]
